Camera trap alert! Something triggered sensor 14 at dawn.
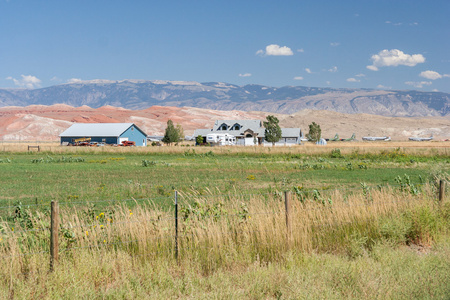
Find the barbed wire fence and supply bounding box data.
[0,180,447,272]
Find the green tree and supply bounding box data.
[162,120,179,145]
[196,135,204,145]
[306,122,321,142]
[263,115,282,145]
[176,124,184,142]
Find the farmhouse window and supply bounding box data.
[231,124,241,130]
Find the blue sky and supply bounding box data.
[1,0,449,92]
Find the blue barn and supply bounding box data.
[59,123,147,146]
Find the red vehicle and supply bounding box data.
[121,141,136,146]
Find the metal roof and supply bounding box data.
[59,123,144,137]
[281,128,302,137]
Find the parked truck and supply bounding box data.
[121,141,136,146]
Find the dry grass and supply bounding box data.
[1,184,449,298]
[0,184,441,265]
[1,140,450,156]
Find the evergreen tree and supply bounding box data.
[306,122,321,142]
[162,120,179,145]
[263,115,282,145]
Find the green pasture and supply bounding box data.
[1,147,449,299]
[0,148,448,213]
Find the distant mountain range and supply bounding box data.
[1,80,449,117]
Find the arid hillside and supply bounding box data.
[0,104,449,141]
[2,81,449,117]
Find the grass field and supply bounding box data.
[0,143,448,208]
[0,143,449,299]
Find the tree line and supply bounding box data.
[161,116,322,145]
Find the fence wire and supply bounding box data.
[1,181,446,260]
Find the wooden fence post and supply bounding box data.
[50,201,59,271]
[284,191,291,246]
[439,180,446,203]
[174,191,179,262]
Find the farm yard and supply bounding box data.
[0,142,449,299]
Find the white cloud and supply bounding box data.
[256,44,293,56]
[305,68,312,74]
[67,78,83,83]
[346,78,360,82]
[238,73,252,77]
[6,75,41,89]
[297,48,304,53]
[330,42,340,47]
[326,81,331,85]
[386,21,402,26]
[419,70,447,80]
[328,66,338,73]
[50,76,62,82]
[366,49,425,71]
[377,84,391,89]
[293,76,304,80]
[355,73,365,77]
[405,81,432,88]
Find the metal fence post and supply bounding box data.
[175,190,179,262]
[50,200,59,271]
[439,180,446,203]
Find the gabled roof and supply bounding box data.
[213,120,262,131]
[212,120,265,136]
[194,120,302,138]
[281,128,302,137]
[59,123,146,137]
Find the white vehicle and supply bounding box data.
[362,136,391,141]
[409,135,433,141]
[206,133,236,146]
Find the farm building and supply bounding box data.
[193,120,302,146]
[59,123,147,146]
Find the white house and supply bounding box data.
[193,120,302,146]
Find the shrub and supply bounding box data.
[330,148,343,158]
